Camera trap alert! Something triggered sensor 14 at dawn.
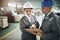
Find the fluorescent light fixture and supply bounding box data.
[16,3,22,8]
[1,8,4,10]
[8,3,16,7]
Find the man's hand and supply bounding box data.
[36,29,43,37]
[33,29,43,36]
[25,28,43,36]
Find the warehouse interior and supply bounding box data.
[0,0,60,40]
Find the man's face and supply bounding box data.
[24,8,32,15]
[42,7,52,14]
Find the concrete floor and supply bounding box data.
[3,27,22,40]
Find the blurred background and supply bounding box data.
[0,0,60,40]
[0,0,60,17]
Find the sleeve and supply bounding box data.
[58,17,60,26]
[33,15,39,28]
[56,16,60,35]
[40,17,59,39]
[20,18,31,33]
[46,18,59,38]
[34,21,39,28]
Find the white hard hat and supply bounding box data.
[23,2,33,9]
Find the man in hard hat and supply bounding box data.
[34,0,60,40]
[20,2,39,40]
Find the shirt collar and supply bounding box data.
[46,11,52,16]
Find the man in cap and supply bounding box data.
[36,0,60,40]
